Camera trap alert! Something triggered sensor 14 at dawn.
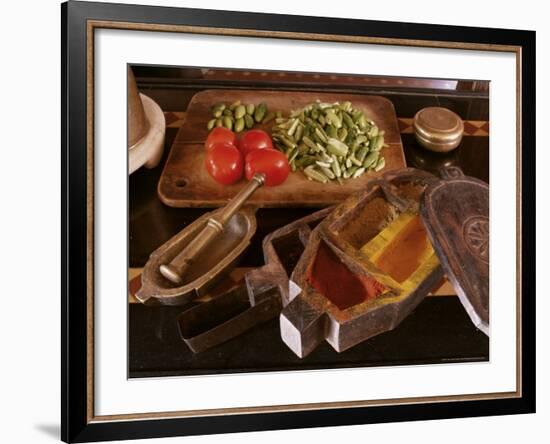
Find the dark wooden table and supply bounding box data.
[129,74,489,378]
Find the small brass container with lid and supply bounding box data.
[413,107,464,153]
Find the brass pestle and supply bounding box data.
[160,173,266,285]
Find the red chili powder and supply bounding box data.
[307,241,386,310]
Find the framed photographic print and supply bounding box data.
[62,0,536,442]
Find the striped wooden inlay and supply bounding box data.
[398,118,489,136]
[164,112,488,136]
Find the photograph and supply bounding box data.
[128,65,490,377]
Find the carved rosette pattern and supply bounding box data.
[463,215,489,263]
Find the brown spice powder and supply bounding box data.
[339,197,397,249]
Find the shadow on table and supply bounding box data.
[34,423,59,440]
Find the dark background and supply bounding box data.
[128,66,489,378]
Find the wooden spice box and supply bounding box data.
[280,167,489,357]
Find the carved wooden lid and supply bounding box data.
[420,166,489,335]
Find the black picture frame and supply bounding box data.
[62,1,536,442]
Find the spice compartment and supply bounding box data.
[325,169,442,295]
[246,206,334,307]
[271,230,306,277]
[177,286,280,353]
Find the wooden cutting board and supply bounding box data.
[158,90,406,208]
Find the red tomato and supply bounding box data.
[237,129,273,157]
[205,127,237,151]
[205,143,243,185]
[245,149,290,187]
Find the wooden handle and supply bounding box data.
[439,166,464,179]
[160,173,265,285]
